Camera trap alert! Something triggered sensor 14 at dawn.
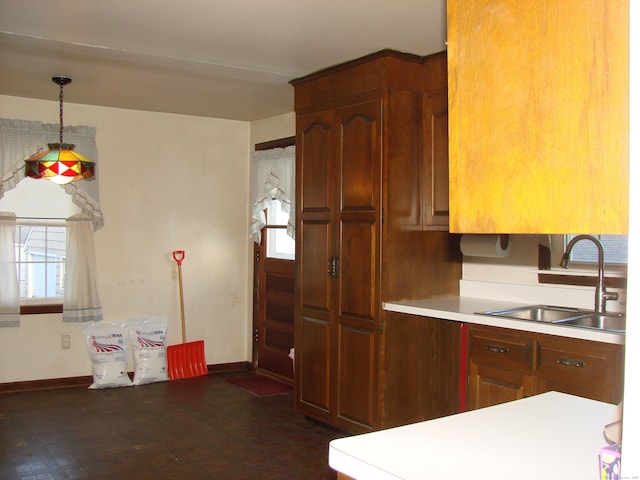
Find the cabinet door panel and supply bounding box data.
[298,112,333,212]
[298,315,331,416]
[468,363,535,410]
[337,101,381,212]
[339,220,376,322]
[300,221,332,311]
[423,91,450,228]
[337,324,377,431]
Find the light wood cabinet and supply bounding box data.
[447,0,629,234]
[467,324,624,410]
[292,50,462,433]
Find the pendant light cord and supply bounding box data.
[59,81,64,144]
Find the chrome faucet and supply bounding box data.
[560,235,618,313]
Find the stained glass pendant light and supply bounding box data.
[25,76,95,185]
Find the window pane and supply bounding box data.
[15,225,66,299]
[566,234,628,265]
[265,199,295,260]
[266,227,295,260]
[265,198,289,226]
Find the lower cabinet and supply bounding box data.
[467,324,624,410]
[380,312,462,428]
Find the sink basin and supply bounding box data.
[557,313,626,333]
[480,304,626,333]
[480,305,591,323]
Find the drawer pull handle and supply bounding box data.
[557,357,586,368]
[485,345,509,354]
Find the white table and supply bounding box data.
[329,391,615,480]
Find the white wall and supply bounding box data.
[0,94,252,382]
[250,112,295,147]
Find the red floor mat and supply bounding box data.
[225,374,293,396]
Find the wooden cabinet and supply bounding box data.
[467,325,624,410]
[292,50,462,433]
[447,0,629,234]
[381,312,461,428]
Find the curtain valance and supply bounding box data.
[249,145,295,243]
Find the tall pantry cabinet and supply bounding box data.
[291,50,462,434]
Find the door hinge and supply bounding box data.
[254,328,259,342]
[379,318,384,335]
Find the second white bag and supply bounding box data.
[127,317,169,385]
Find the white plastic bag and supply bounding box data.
[84,321,133,389]
[127,317,169,385]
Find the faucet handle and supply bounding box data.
[603,291,619,302]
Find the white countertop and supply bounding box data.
[329,391,616,480]
[383,297,624,345]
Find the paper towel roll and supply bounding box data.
[460,234,511,258]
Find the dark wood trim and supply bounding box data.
[538,245,551,270]
[0,362,252,394]
[538,273,627,290]
[0,375,93,394]
[290,49,424,86]
[20,304,63,315]
[206,361,252,375]
[255,136,295,151]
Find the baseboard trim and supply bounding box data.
[0,361,252,394]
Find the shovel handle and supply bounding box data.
[172,250,185,266]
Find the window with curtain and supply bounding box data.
[249,145,295,244]
[0,118,103,325]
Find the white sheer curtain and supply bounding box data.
[63,214,103,323]
[0,212,20,327]
[249,145,295,243]
[0,118,103,230]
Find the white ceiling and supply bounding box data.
[0,0,447,121]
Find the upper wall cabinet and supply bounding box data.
[447,0,629,234]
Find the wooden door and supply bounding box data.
[334,99,382,433]
[295,98,382,433]
[253,237,294,381]
[295,109,336,424]
[422,90,450,229]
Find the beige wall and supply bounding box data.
[0,94,254,382]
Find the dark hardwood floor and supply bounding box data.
[0,373,346,479]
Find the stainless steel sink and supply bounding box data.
[479,305,625,333]
[480,305,591,323]
[557,313,626,333]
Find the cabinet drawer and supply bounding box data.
[469,326,535,371]
[537,337,614,382]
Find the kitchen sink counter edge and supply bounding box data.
[383,297,624,345]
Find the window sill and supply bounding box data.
[537,271,627,290]
[20,304,63,315]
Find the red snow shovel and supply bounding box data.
[167,250,207,380]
